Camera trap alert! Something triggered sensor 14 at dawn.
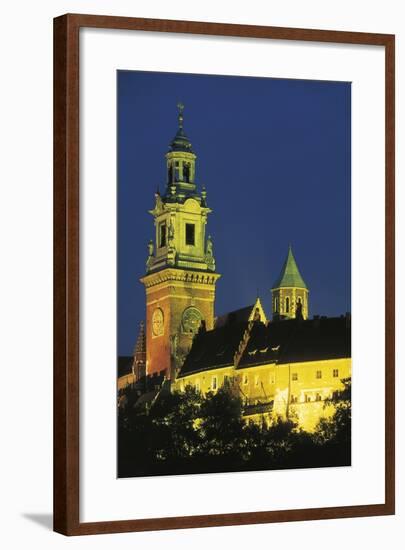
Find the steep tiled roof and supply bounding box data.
[215,298,267,329]
[214,305,255,329]
[178,322,250,377]
[178,315,351,377]
[238,316,351,368]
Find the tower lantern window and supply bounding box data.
[159,223,167,248]
[183,162,190,182]
[185,223,195,246]
[285,296,290,313]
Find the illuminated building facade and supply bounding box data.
[123,105,351,432]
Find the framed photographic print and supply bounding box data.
[53,14,395,535]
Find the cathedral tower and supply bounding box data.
[140,104,221,380]
[271,245,309,320]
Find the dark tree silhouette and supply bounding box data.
[117,377,352,477]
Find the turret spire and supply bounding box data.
[132,321,146,380]
[272,245,307,290]
[177,101,184,129]
[271,246,309,321]
[169,103,193,153]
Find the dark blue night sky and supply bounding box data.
[118,71,351,356]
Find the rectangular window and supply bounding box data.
[291,395,297,404]
[292,372,298,381]
[333,368,339,378]
[185,223,195,245]
[254,375,259,386]
[243,374,248,385]
[316,370,322,379]
[212,376,217,390]
[159,223,166,247]
[316,393,322,401]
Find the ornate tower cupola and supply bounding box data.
[271,245,309,320]
[140,104,221,380]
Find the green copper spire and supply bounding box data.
[272,245,308,289]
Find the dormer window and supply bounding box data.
[185,223,195,246]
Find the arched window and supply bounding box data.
[285,296,290,313]
[274,297,278,312]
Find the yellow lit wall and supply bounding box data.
[173,365,235,394]
[175,357,351,432]
[273,358,351,431]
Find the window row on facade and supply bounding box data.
[291,368,339,381]
[179,367,341,393]
[290,392,324,404]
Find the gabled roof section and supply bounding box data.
[272,245,308,290]
[178,322,250,377]
[238,316,351,368]
[214,298,267,329]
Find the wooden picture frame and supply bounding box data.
[53,13,395,535]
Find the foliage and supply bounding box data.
[118,379,351,477]
[311,378,351,465]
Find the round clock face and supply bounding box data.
[152,308,164,336]
[182,306,203,334]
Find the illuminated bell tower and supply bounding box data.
[140,103,221,380]
[271,245,309,320]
